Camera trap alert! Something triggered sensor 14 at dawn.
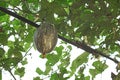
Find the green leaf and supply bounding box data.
[55,45,64,56]
[24,35,32,43]
[80,9,94,21]
[59,54,70,68]
[50,73,59,80]
[14,67,25,77]
[0,33,8,45]
[33,76,41,80]
[75,74,85,80]
[70,52,89,76]
[13,51,23,61]
[24,42,31,50]
[0,11,6,16]
[44,65,51,75]
[85,76,90,80]
[10,0,20,6]
[16,45,25,52]
[28,0,39,3]
[21,58,28,65]
[7,47,14,57]
[7,41,14,48]
[75,75,90,80]
[0,70,2,80]
[46,53,60,66]
[36,67,43,75]
[93,61,108,71]
[52,2,67,16]
[0,2,7,16]
[89,61,108,78]
[0,48,5,58]
[60,67,67,73]
[2,57,21,69]
[89,69,100,79]
[67,45,72,51]
[0,2,7,7]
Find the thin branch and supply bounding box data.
[8,69,17,80]
[23,43,34,58]
[2,62,17,80]
[11,44,34,70]
[1,59,15,80]
[0,6,119,64]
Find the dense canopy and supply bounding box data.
[0,0,120,80]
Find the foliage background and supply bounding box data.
[0,0,120,80]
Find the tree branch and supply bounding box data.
[58,35,119,63]
[0,7,39,28]
[8,69,17,80]
[0,6,119,64]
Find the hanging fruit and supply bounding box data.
[34,22,58,58]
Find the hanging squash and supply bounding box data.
[34,22,58,58]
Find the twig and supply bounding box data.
[2,62,17,80]
[0,6,119,64]
[8,69,17,80]
[11,44,34,70]
[23,43,33,58]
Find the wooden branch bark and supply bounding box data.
[0,6,119,64]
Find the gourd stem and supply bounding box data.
[42,53,46,58]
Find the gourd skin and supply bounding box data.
[34,22,58,56]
